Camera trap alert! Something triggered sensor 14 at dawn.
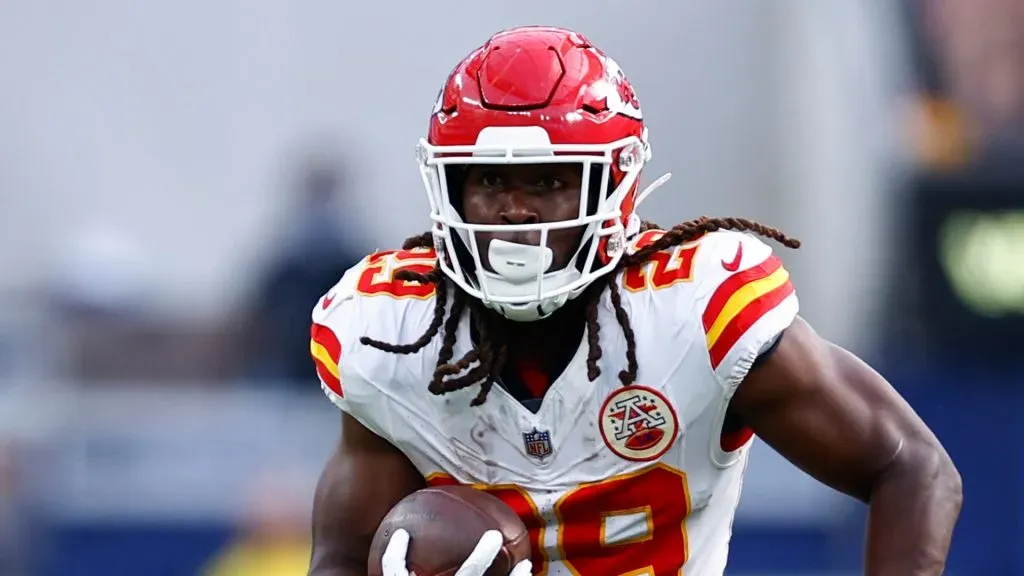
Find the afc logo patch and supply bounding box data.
[522,428,553,460]
[599,385,679,461]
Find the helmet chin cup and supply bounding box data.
[473,239,582,322]
[488,239,553,283]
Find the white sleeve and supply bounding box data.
[309,258,396,441]
[695,231,800,395]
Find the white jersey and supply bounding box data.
[310,229,798,576]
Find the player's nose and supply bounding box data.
[500,210,539,225]
[499,195,539,225]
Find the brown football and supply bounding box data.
[368,485,531,576]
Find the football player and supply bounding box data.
[307,26,961,576]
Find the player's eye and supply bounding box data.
[479,171,504,188]
[536,175,565,190]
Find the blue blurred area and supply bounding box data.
[43,524,231,576]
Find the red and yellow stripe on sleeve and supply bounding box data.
[702,255,794,370]
[310,323,343,397]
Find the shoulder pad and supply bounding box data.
[309,259,368,403]
[692,230,799,390]
[308,248,443,439]
[619,228,703,293]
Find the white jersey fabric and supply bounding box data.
[310,229,799,576]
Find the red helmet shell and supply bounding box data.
[427,26,646,223]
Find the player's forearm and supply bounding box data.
[307,453,372,576]
[308,517,372,576]
[308,506,373,576]
[863,441,962,576]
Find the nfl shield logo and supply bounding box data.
[522,428,553,460]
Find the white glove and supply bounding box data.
[381,528,532,576]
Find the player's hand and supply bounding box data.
[452,530,532,576]
[380,528,414,576]
[381,528,532,576]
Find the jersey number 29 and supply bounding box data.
[429,463,691,575]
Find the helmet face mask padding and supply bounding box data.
[418,26,655,321]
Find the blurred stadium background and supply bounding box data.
[0,1,1021,574]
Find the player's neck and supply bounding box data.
[501,300,587,366]
[470,300,589,400]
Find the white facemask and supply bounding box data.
[418,126,657,322]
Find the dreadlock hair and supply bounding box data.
[359,217,800,406]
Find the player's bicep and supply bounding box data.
[310,412,426,576]
[730,317,931,501]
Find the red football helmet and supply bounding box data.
[417,26,664,321]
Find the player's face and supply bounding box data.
[461,164,585,272]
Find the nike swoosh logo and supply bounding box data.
[721,243,743,272]
[322,293,336,310]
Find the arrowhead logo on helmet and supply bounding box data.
[599,55,643,121]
